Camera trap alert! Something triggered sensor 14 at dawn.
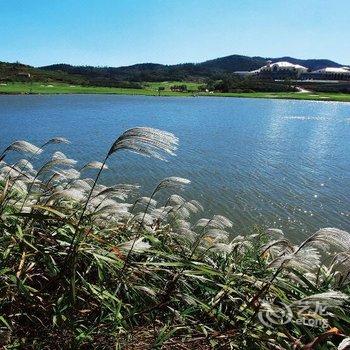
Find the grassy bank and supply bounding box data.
[217,91,350,102]
[1,127,350,349]
[1,81,350,102]
[0,81,197,97]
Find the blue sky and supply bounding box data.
[1,0,349,66]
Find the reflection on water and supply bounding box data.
[0,95,349,241]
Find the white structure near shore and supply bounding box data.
[254,60,308,74]
[235,60,350,81]
[311,67,350,79]
[235,60,308,77]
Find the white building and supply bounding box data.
[311,67,350,78]
[255,61,308,74]
[234,61,350,81]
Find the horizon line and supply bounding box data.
[2,53,348,69]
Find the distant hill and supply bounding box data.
[197,55,343,73]
[40,55,346,82]
[0,61,86,84]
[198,55,267,73]
[1,54,347,85]
[266,56,343,71]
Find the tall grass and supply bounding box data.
[0,128,349,349]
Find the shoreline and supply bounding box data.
[1,83,350,102]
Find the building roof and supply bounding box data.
[236,62,350,77]
[257,61,308,72]
[313,67,350,74]
[270,61,307,70]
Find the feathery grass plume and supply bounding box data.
[56,168,80,180]
[266,228,284,238]
[285,270,318,286]
[186,200,204,213]
[0,165,24,179]
[122,177,190,263]
[292,291,348,308]
[195,218,211,227]
[74,127,177,232]
[94,206,131,221]
[12,180,28,193]
[155,194,188,222]
[52,151,77,165]
[16,159,35,172]
[176,219,191,229]
[94,184,138,201]
[52,151,67,160]
[51,188,86,202]
[90,198,131,213]
[47,171,68,185]
[175,227,197,242]
[172,205,191,219]
[107,127,178,160]
[211,242,234,254]
[0,165,36,187]
[81,161,109,170]
[209,215,233,229]
[231,236,254,254]
[134,285,157,297]
[330,252,350,285]
[260,239,294,257]
[135,196,158,208]
[70,179,92,192]
[338,338,350,350]
[331,252,350,271]
[149,206,173,220]
[169,201,203,219]
[82,177,95,186]
[94,208,133,224]
[268,246,321,272]
[189,214,232,258]
[37,160,74,179]
[22,163,77,207]
[120,237,151,253]
[297,227,350,252]
[155,177,190,191]
[93,184,107,193]
[206,229,229,242]
[69,127,178,254]
[169,194,186,206]
[42,137,70,146]
[132,212,155,226]
[2,140,43,156]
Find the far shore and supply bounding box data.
[1,82,350,103]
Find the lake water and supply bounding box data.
[1,94,349,241]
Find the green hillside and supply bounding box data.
[1,55,349,98]
[2,54,346,86]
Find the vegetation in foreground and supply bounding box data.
[1,81,350,102]
[1,127,350,349]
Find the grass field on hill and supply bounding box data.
[1,81,350,102]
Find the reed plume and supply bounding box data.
[1,128,350,350]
